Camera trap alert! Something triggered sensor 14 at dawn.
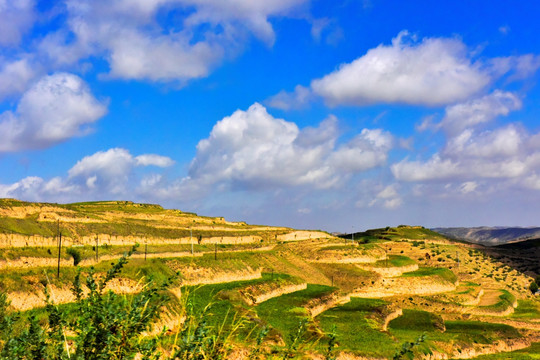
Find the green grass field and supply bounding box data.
[316,297,398,358]
[255,284,336,343]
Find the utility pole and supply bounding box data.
[214,243,217,261]
[145,242,148,261]
[56,220,62,278]
[352,226,354,243]
[190,229,193,255]
[95,236,99,262]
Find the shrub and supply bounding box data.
[0,245,254,359]
[66,247,82,266]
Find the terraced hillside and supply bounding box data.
[0,198,330,247]
[0,202,539,359]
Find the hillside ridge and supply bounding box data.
[0,198,330,247]
[432,226,540,246]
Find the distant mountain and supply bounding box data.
[432,226,540,246]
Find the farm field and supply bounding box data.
[0,200,539,359]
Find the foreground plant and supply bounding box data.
[0,245,175,359]
[0,244,259,360]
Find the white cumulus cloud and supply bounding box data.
[68,148,174,194]
[185,103,393,193]
[0,58,37,100]
[0,73,107,152]
[135,154,176,167]
[265,85,313,110]
[34,0,309,84]
[0,148,175,201]
[439,91,522,135]
[0,0,35,46]
[311,31,490,106]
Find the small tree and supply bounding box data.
[66,247,82,266]
[529,281,539,295]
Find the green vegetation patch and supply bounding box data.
[316,297,397,358]
[255,284,336,342]
[443,321,521,344]
[388,309,445,332]
[374,255,416,267]
[390,315,521,355]
[471,342,540,359]
[402,267,457,283]
[511,299,540,319]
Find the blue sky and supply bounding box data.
[1,1,540,232]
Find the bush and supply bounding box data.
[66,247,82,266]
[0,244,259,359]
[529,281,539,294]
[0,245,170,359]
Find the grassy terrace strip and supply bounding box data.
[374,255,416,267]
[389,310,522,355]
[0,257,177,292]
[0,218,287,239]
[402,267,458,283]
[182,274,291,326]
[511,299,540,319]
[0,242,271,261]
[316,297,398,358]
[471,342,540,359]
[255,284,336,342]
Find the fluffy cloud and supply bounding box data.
[392,127,533,182]
[186,103,393,192]
[189,103,336,189]
[0,0,311,98]
[0,58,37,100]
[33,0,309,83]
[268,32,539,110]
[311,31,490,106]
[443,125,523,159]
[178,0,308,45]
[489,54,540,81]
[69,148,175,194]
[0,0,35,46]
[392,90,540,186]
[439,91,522,135]
[0,148,175,201]
[371,185,403,209]
[265,85,313,110]
[0,73,107,152]
[135,154,175,167]
[329,129,393,172]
